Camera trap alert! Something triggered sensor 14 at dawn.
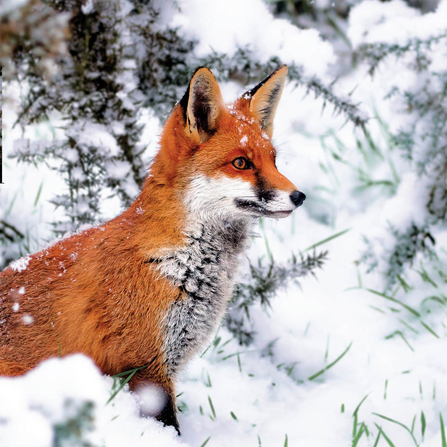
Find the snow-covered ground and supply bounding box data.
[1,0,447,446]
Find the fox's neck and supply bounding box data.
[124,174,253,255]
[160,215,252,376]
[125,175,253,376]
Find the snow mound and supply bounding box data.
[171,0,334,78]
[0,355,183,447]
[349,0,447,47]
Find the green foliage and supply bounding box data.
[226,250,327,345]
[0,219,24,268]
[107,366,147,405]
[199,50,368,130]
[354,32,447,289]
[357,33,447,76]
[360,224,436,290]
[9,0,148,233]
[4,0,369,239]
[52,399,95,447]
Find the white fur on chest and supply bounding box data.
[159,220,250,377]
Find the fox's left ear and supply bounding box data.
[180,67,225,145]
[244,65,288,139]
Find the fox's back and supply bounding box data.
[0,222,170,375]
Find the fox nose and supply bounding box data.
[290,190,306,207]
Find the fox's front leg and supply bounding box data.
[153,388,180,434]
[129,372,180,435]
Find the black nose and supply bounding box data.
[290,190,306,207]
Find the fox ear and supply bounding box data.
[244,65,287,139]
[180,67,225,144]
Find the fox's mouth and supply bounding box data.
[234,199,293,218]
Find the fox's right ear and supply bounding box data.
[179,67,225,145]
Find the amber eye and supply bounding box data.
[232,157,250,170]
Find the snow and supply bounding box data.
[170,0,334,78]
[2,0,447,445]
[136,383,167,416]
[68,122,120,157]
[378,172,429,231]
[348,0,447,47]
[104,160,132,180]
[0,0,29,16]
[0,355,184,447]
[10,255,32,273]
[81,0,94,15]
[21,315,34,324]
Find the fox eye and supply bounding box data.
[232,157,250,170]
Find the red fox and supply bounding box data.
[0,66,305,432]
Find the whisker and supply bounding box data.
[272,126,293,143]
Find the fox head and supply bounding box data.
[153,66,305,221]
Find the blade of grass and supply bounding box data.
[357,266,363,288]
[420,321,440,338]
[373,431,381,447]
[259,218,273,262]
[200,344,211,358]
[212,336,221,349]
[415,265,438,288]
[366,289,421,317]
[325,12,352,49]
[304,322,311,336]
[441,413,446,447]
[6,190,19,217]
[106,366,146,404]
[399,319,419,334]
[369,305,386,314]
[200,436,211,447]
[222,350,256,361]
[304,228,351,251]
[205,371,212,387]
[385,331,414,352]
[353,394,369,417]
[107,372,136,405]
[324,335,330,363]
[353,412,358,439]
[352,423,366,447]
[201,330,221,357]
[237,352,242,373]
[113,366,146,378]
[374,423,396,447]
[308,341,352,381]
[34,181,44,207]
[421,411,426,439]
[208,395,216,418]
[372,413,418,446]
[397,275,413,293]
